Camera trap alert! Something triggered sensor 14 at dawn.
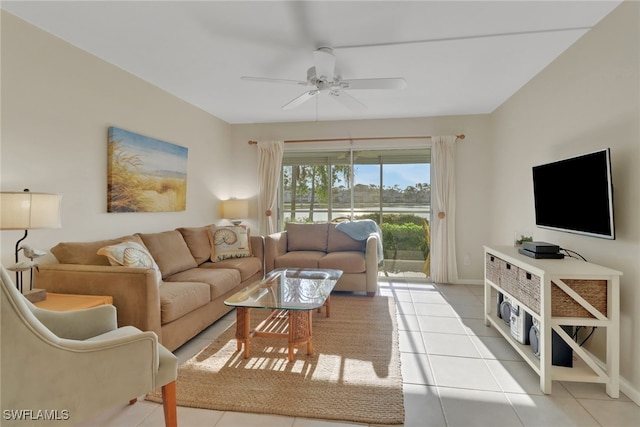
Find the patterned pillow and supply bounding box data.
[208,225,252,262]
[97,241,162,284]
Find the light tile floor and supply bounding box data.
[80,277,640,427]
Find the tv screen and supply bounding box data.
[532,148,615,239]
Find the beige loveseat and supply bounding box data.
[34,225,263,351]
[264,222,380,296]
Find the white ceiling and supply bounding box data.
[2,1,622,124]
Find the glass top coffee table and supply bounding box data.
[224,268,342,361]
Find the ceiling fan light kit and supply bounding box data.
[242,47,406,112]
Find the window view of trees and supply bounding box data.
[280,148,432,277]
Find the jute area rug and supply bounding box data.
[147,294,404,424]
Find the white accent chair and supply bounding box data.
[0,266,178,426]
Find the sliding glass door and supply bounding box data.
[280,148,431,277]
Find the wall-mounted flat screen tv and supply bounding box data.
[532,148,615,240]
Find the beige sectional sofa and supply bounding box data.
[34,225,263,351]
[264,222,379,296]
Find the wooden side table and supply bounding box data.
[34,293,113,311]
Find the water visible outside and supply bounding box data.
[285,206,430,223]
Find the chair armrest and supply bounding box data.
[63,327,160,381]
[51,328,160,407]
[31,304,118,340]
[264,231,287,272]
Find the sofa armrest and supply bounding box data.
[365,234,380,296]
[250,235,265,263]
[34,264,162,340]
[264,231,288,272]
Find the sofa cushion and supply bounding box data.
[138,230,198,278]
[286,223,328,252]
[164,268,241,300]
[158,281,211,324]
[51,235,138,265]
[177,225,214,265]
[208,225,252,262]
[327,224,366,252]
[274,251,325,269]
[200,256,262,282]
[97,240,163,284]
[318,251,366,273]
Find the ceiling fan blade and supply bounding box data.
[340,78,407,90]
[328,90,367,112]
[282,90,319,110]
[241,76,309,86]
[313,47,336,81]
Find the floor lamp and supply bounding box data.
[0,189,62,294]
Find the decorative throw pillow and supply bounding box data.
[208,225,252,262]
[97,241,162,284]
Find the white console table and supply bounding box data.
[483,245,622,397]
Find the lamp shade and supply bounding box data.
[0,192,62,230]
[222,199,249,220]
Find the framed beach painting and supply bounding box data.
[107,127,188,212]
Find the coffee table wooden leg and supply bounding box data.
[235,307,252,358]
[287,311,296,362]
[317,296,330,317]
[287,310,314,361]
[307,311,313,355]
[325,295,331,318]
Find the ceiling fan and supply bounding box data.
[241,47,406,112]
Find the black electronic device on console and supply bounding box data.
[522,241,560,253]
[518,248,565,259]
[519,241,565,259]
[530,321,573,367]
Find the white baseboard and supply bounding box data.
[620,376,640,406]
[452,278,484,286]
[582,349,640,406]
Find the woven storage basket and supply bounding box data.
[518,269,540,314]
[500,261,521,300]
[551,279,607,318]
[485,254,501,285]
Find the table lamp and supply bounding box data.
[222,199,248,226]
[1,189,62,296]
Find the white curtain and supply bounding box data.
[430,135,458,284]
[257,140,284,235]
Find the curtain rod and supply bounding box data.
[248,134,465,145]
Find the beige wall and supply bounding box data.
[490,1,640,401]
[0,11,233,268]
